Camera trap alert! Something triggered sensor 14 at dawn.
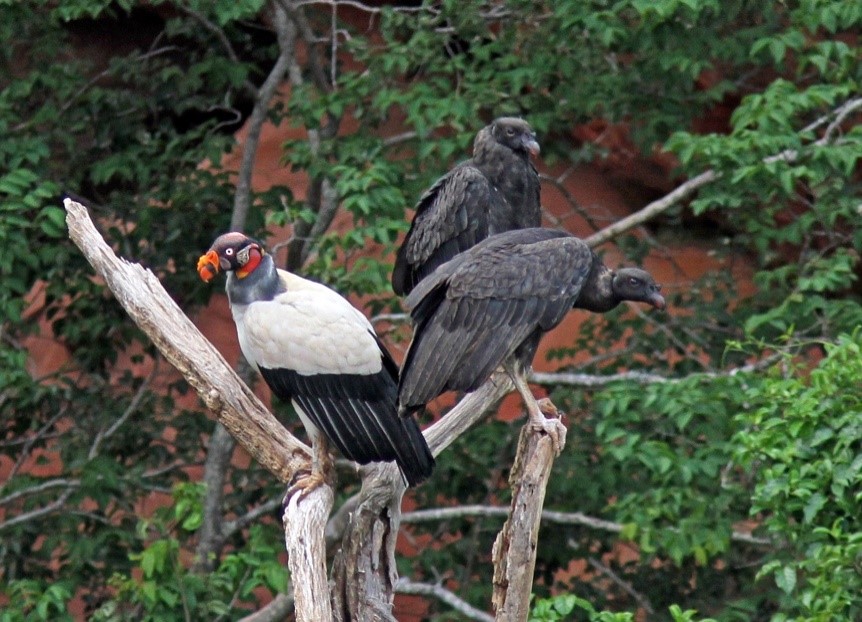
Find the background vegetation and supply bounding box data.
[1,0,860,620]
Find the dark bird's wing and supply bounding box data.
[398,229,595,415]
[240,278,434,486]
[260,346,433,487]
[392,165,492,296]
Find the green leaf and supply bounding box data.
[775,566,797,594]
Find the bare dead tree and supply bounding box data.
[64,198,520,620]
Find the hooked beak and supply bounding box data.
[648,286,666,310]
[197,249,220,283]
[523,134,540,157]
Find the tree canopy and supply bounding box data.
[1,1,860,620]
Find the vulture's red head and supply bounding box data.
[197,232,265,282]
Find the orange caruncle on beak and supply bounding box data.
[197,250,220,283]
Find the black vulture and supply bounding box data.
[198,233,434,494]
[397,228,666,452]
[391,117,542,296]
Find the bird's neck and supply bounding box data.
[574,259,620,313]
[227,254,282,305]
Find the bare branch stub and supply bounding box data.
[492,402,564,621]
[331,464,405,622]
[283,485,334,622]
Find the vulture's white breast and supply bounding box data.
[231,271,382,376]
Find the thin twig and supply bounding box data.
[222,497,283,538]
[538,170,602,232]
[402,504,773,547]
[180,8,258,97]
[369,312,410,325]
[395,579,495,622]
[0,487,76,531]
[528,355,781,388]
[587,555,655,615]
[0,479,81,508]
[89,360,158,459]
[584,96,862,247]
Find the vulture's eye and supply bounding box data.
[225,248,234,256]
[505,128,515,136]
[629,277,641,287]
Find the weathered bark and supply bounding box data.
[491,401,564,621]
[331,465,405,622]
[283,485,335,622]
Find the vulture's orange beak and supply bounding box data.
[197,250,220,283]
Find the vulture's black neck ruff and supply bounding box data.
[573,258,619,313]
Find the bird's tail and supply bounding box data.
[393,415,435,487]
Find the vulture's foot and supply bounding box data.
[284,470,329,503]
[528,397,567,456]
[284,439,335,503]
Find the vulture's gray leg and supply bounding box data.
[505,361,567,456]
[286,433,335,501]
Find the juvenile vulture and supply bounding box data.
[198,232,434,493]
[391,117,542,296]
[397,228,666,452]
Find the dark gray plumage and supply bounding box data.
[397,228,665,449]
[392,117,542,296]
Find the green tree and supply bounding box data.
[1,0,860,620]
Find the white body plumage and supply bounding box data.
[231,271,382,377]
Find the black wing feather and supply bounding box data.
[259,362,434,486]
[392,166,491,295]
[398,228,596,415]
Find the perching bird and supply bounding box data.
[391,117,542,296]
[197,232,434,493]
[397,228,666,453]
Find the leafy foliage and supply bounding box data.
[734,333,862,622]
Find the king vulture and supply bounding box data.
[391,117,542,296]
[397,228,666,453]
[198,232,434,491]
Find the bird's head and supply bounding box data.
[612,268,666,310]
[490,117,540,157]
[197,232,266,282]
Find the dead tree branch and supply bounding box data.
[491,401,563,621]
[404,503,772,547]
[529,354,782,388]
[395,579,495,622]
[283,485,335,621]
[64,198,312,478]
[584,96,862,247]
[584,169,719,248]
[329,374,513,621]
